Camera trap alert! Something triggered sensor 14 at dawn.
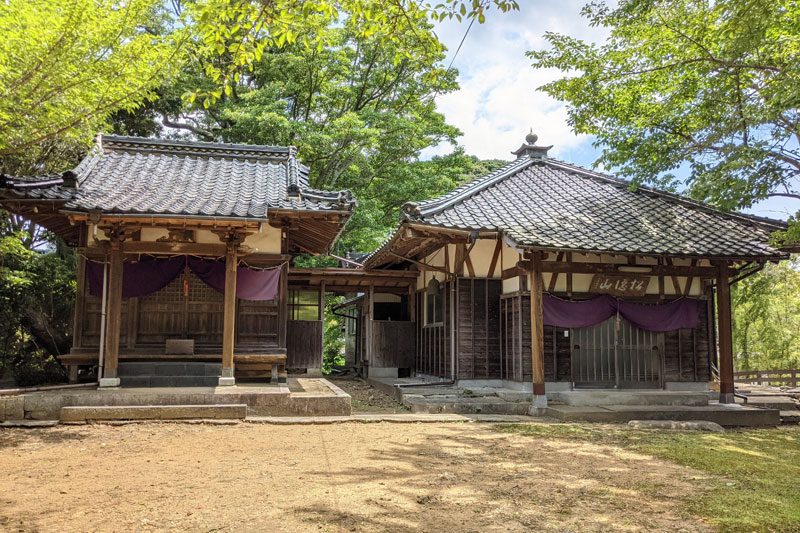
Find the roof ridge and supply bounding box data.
[544,158,788,231]
[100,134,293,158]
[402,157,536,219]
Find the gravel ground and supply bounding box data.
[328,377,409,413]
[0,421,711,532]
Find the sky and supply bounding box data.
[424,1,796,222]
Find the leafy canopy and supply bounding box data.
[0,0,184,157]
[529,0,800,239]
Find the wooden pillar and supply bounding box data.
[219,241,238,386]
[365,285,374,370]
[278,262,288,349]
[716,261,735,403]
[72,254,87,349]
[529,251,547,408]
[101,240,124,384]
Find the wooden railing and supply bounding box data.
[734,369,799,387]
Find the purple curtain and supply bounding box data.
[188,257,280,301]
[542,294,701,332]
[542,294,617,328]
[86,256,184,299]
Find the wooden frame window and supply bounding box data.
[288,290,320,321]
[425,291,443,325]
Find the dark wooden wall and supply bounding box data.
[500,291,712,384]
[456,278,502,379]
[663,299,713,382]
[500,293,571,383]
[415,283,451,378]
[371,321,415,369]
[287,320,323,369]
[80,271,281,353]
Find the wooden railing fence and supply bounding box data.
[734,369,799,387]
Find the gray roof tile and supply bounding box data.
[367,156,786,265]
[1,135,355,218]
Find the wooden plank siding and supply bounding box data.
[80,270,282,353]
[415,285,450,379]
[286,320,323,369]
[457,278,502,380]
[663,298,713,382]
[499,291,712,384]
[371,321,415,369]
[500,293,571,383]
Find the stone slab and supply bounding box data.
[743,396,798,410]
[403,395,530,415]
[780,411,800,424]
[0,419,59,428]
[553,390,709,407]
[0,396,24,421]
[60,404,248,422]
[628,420,725,432]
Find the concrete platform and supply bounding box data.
[552,390,709,407]
[0,378,350,421]
[545,403,780,427]
[61,404,247,423]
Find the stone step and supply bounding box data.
[545,404,780,427]
[780,411,800,424]
[552,390,709,407]
[118,362,222,377]
[743,396,798,411]
[402,395,529,415]
[60,404,248,423]
[119,376,220,388]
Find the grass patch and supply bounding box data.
[497,423,800,532]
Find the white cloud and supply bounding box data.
[423,1,608,162]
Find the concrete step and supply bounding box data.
[118,362,222,377]
[119,376,220,388]
[60,404,248,422]
[780,411,800,424]
[552,390,709,407]
[545,404,780,427]
[743,396,798,411]
[403,394,529,415]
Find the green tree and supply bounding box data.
[528,0,800,239]
[732,257,800,371]
[0,0,184,158]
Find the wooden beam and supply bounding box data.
[530,251,546,404]
[566,252,573,296]
[278,262,288,349]
[388,251,451,276]
[519,259,731,278]
[487,239,502,278]
[547,252,564,292]
[502,266,524,280]
[683,259,697,296]
[716,261,735,403]
[103,240,124,379]
[220,242,238,382]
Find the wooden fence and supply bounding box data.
[734,369,799,387]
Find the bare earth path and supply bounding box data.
[0,422,711,532]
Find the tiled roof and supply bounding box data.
[366,155,786,266]
[1,135,356,218]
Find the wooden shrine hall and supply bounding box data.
[1,134,360,387]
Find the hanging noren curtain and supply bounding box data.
[542,293,701,332]
[86,256,281,301]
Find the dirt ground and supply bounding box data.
[0,422,712,533]
[328,377,409,413]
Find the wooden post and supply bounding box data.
[101,240,124,385]
[278,262,288,349]
[529,251,547,409]
[365,285,374,370]
[716,261,735,403]
[219,241,238,386]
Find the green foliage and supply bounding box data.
[0,214,75,384]
[0,0,184,156]
[732,257,800,370]
[529,0,800,241]
[184,0,519,106]
[499,423,800,532]
[322,295,346,373]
